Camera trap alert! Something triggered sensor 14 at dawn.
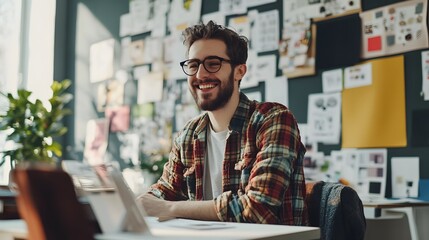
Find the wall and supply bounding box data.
[55,0,429,197]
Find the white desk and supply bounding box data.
[0,217,320,240]
[0,220,27,240]
[364,201,429,240]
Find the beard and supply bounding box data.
[190,70,235,111]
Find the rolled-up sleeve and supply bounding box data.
[149,136,188,201]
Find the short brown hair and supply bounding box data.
[182,21,248,65]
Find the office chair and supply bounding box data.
[12,167,94,240]
[305,181,366,240]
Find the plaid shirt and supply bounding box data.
[149,93,308,225]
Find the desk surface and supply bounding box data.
[363,199,429,208]
[0,217,320,240]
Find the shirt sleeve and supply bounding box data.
[148,136,189,201]
[214,107,305,224]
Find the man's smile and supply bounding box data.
[193,80,220,90]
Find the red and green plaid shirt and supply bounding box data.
[149,93,308,225]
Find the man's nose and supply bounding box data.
[196,63,209,79]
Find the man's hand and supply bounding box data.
[138,194,174,220]
[138,193,220,221]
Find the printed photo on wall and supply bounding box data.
[105,105,131,132]
[84,119,109,166]
[97,80,125,112]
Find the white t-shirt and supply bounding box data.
[203,126,228,200]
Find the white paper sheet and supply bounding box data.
[246,0,276,8]
[322,68,343,93]
[150,0,169,37]
[298,123,309,147]
[249,9,279,53]
[219,0,247,16]
[137,72,164,104]
[163,34,187,81]
[120,37,132,68]
[241,50,258,88]
[133,65,150,80]
[421,50,429,101]
[344,62,372,89]
[227,15,250,39]
[265,76,288,107]
[151,13,167,37]
[168,0,201,34]
[330,150,346,182]
[145,38,164,62]
[130,0,154,34]
[119,13,133,37]
[341,149,360,187]
[90,39,115,83]
[391,157,420,198]
[202,11,226,26]
[307,92,341,144]
[256,54,276,82]
[244,91,262,102]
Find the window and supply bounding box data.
[0,0,22,106]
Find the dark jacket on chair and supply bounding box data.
[306,181,366,240]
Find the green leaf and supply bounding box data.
[47,141,62,157]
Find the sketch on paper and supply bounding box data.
[307,92,342,144]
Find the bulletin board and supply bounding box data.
[342,55,407,148]
[360,0,429,59]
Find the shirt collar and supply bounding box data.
[193,92,253,138]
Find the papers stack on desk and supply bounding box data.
[61,160,115,193]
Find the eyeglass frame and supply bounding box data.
[179,56,235,76]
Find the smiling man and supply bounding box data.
[139,21,308,226]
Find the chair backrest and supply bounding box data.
[305,181,366,240]
[12,167,94,240]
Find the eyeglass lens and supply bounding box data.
[182,57,223,75]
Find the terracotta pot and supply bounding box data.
[8,162,57,193]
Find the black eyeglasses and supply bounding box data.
[179,56,233,76]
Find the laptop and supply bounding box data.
[105,164,150,233]
[63,161,235,239]
[61,160,148,234]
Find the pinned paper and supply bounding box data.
[307,92,341,144]
[90,39,114,83]
[391,157,420,198]
[421,50,429,101]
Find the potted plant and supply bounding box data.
[0,80,73,168]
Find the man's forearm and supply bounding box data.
[140,193,220,221]
[170,200,220,221]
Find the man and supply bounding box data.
[139,21,307,226]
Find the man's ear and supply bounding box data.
[234,64,247,81]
